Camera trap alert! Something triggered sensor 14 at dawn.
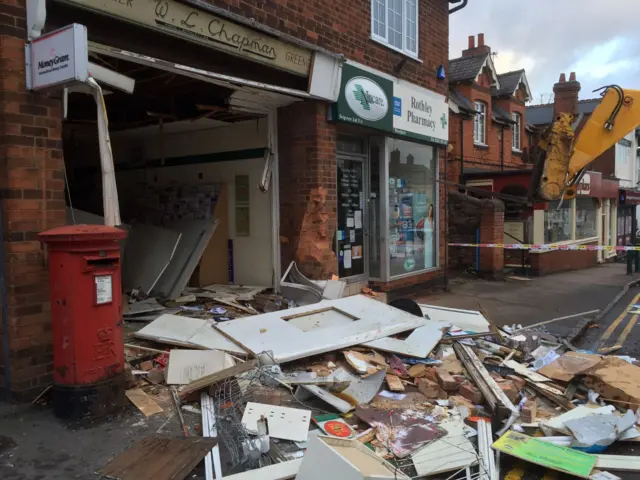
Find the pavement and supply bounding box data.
[1,262,639,479]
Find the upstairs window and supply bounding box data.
[474,101,487,145]
[371,0,418,57]
[512,112,522,151]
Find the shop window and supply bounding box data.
[235,175,250,236]
[512,112,521,151]
[474,102,487,145]
[388,139,436,277]
[575,197,597,240]
[371,0,418,57]
[544,199,573,243]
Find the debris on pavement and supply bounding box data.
[111,276,640,478]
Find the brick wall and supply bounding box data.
[447,190,481,271]
[478,199,505,278]
[211,0,450,94]
[530,246,598,276]
[0,8,66,400]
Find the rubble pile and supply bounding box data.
[104,277,640,480]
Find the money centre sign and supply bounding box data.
[61,0,312,76]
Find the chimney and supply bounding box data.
[553,72,581,120]
[462,33,491,57]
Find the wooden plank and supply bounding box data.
[525,379,575,411]
[595,455,640,472]
[215,296,430,363]
[477,303,505,344]
[96,436,217,480]
[125,389,163,417]
[385,374,405,392]
[454,343,517,414]
[179,359,257,397]
[220,459,302,480]
[503,360,551,383]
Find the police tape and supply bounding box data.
[448,243,640,252]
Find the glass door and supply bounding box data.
[367,137,384,280]
[336,136,368,281]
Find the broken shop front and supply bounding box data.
[45,0,339,293]
[329,63,448,290]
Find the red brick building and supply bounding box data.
[0,0,468,399]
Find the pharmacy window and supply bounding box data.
[512,112,521,151]
[371,0,418,57]
[474,102,487,145]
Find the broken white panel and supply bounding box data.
[503,360,551,383]
[542,405,616,435]
[166,349,235,385]
[296,368,385,414]
[295,435,410,480]
[420,305,491,333]
[221,459,302,480]
[215,295,430,363]
[201,392,223,480]
[135,314,247,355]
[363,321,451,358]
[152,219,218,300]
[412,420,478,476]
[241,403,311,442]
[122,223,182,294]
[595,455,640,472]
[123,298,166,317]
[203,284,265,302]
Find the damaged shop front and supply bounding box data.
[42,0,341,294]
[328,62,449,291]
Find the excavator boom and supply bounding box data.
[537,86,640,201]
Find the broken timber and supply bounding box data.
[454,343,517,417]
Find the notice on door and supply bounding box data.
[95,275,113,305]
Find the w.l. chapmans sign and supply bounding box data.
[63,0,312,76]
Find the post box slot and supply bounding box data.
[85,257,119,268]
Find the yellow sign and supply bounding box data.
[65,0,312,76]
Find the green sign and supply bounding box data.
[493,431,596,479]
[331,64,393,131]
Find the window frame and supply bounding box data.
[512,112,522,152]
[370,0,419,58]
[474,101,487,146]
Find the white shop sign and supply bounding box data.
[392,82,449,145]
[26,23,89,90]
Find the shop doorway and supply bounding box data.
[336,136,369,282]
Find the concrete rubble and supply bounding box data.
[94,281,640,480]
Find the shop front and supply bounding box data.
[40,0,341,290]
[329,63,448,290]
[618,189,640,252]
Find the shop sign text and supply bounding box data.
[63,0,312,76]
[393,82,449,145]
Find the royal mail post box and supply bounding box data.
[38,225,127,419]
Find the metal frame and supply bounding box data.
[336,139,370,284]
[383,138,440,281]
[268,109,281,291]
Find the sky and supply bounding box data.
[449,0,640,104]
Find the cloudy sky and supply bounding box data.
[450,0,640,104]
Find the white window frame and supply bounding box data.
[370,0,419,58]
[474,101,487,145]
[512,112,522,151]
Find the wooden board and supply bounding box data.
[215,296,430,363]
[191,184,230,287]
[180,360,257,397]
[385,374,405,392]
[96,436,216,480]
[125,389,163,417]
[166,349,235,385]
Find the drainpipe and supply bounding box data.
[449,0,468,14]
[0,200,10,400]
[459,117,465,184]
[500,126,505,171]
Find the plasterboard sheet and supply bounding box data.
[363,322,451,358]
[135,314,247,355]
[241,402,311,442]
[412,420,477,476]
[419,304,491,333]
[152,219,218,300]
[123,298,166,317]
[215,295,430,363]
[166,349,235,385]
[122,223,182,294]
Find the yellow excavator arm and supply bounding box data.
[537,86,640,201]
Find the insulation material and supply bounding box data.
[215,295,429,363]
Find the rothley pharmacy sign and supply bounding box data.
[26,24,89,90]
[392,82,449,145]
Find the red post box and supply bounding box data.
[38,225,128,419]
